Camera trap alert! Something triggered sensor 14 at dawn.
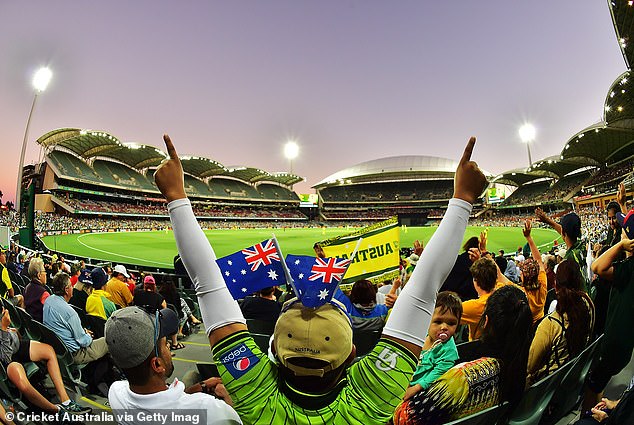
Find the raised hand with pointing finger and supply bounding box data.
[154,134,187,202]
[453,137,488,204]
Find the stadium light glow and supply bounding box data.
[518,123,535,168]
[284,141,299,174]
[32,67,52,92]
[16,66,53,221]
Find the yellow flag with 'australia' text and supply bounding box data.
[318,217,400,284]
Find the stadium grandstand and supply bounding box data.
[25,128,305,231]
[313,155,490,224]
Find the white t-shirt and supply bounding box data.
[109,379,242,425]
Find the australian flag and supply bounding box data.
[216,239,287,299]
[285,254,352,308]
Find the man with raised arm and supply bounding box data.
[154,134,487,425]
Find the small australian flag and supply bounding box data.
[216,239,287,299]
[285,254,352,308]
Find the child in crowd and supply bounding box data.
[404,292,462,400]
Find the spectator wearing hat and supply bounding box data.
[585,208,634,410]
[86,268,117,320]
[133,275,167,312]
[105,264,133,308]
[0,249,24,308]
[105,306,241,425]
[70,269,93,311]
[153,134,487,423]
[24,257,50,322]
[536,208,589,291]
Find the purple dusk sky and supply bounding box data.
[0,1,626,203]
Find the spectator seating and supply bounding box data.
[507,358,575,425]
[48,150,102,182]
[257,183,299,201]
[541,335,604,425]
[28,320,88,396]
[501,181,551,207]
[184,175,214,197]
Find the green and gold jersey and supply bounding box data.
[212,330,417,425]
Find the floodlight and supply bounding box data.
[284,141,299,160]
[32,67,52,92]
[518,123,536,143]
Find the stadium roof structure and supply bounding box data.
[490,168,548,187]
[221,167,303,186]
[313,155,463,189]
[180,156,226,178]
[37,128,303,187]
[560,122,634,166]
[37,128,120,158]
[102,143,167,169]
[604,71,634,129]
[526,156,595,179]
[609,0,634,69]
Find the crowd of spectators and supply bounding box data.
[63,198,306,220]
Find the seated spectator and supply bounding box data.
[240,286,281,322]
[158,278,185,334]
[335,280,388,332]
[461,257,497,340]
[86,267,117,320]
[44,273,110,365]
[69,269,93,311]
[133,275,167,312]
[24,257,50,322]
[0,249,24,308]
[105,265,133,308]
[404,291,462,400]
[504,258,520,283]
[527,259,595,385]
[394,285,533,424]
[0,307,90,414]
[44,272,113,395]
[105,306,242,424]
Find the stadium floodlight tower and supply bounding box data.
[284,140,299,174]
[16,66,53,218]
[519,123,536,168]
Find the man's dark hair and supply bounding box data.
[606,201,621,215]
[350,280,376,305]
[469,258,497,292]
[435,291,463,321]
[51,272,71,296]
[258,286,276,297]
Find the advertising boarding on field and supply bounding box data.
[318,217,400,288]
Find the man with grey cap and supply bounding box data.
[154,134,487,424]
[106,306,241,424]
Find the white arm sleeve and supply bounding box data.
[168,198,245,335]
[383,198,472,347]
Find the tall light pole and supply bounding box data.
[519,123,536,168]
[16,66,52,218]
[284,141,299,174]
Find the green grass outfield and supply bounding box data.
[41,226,561,269]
